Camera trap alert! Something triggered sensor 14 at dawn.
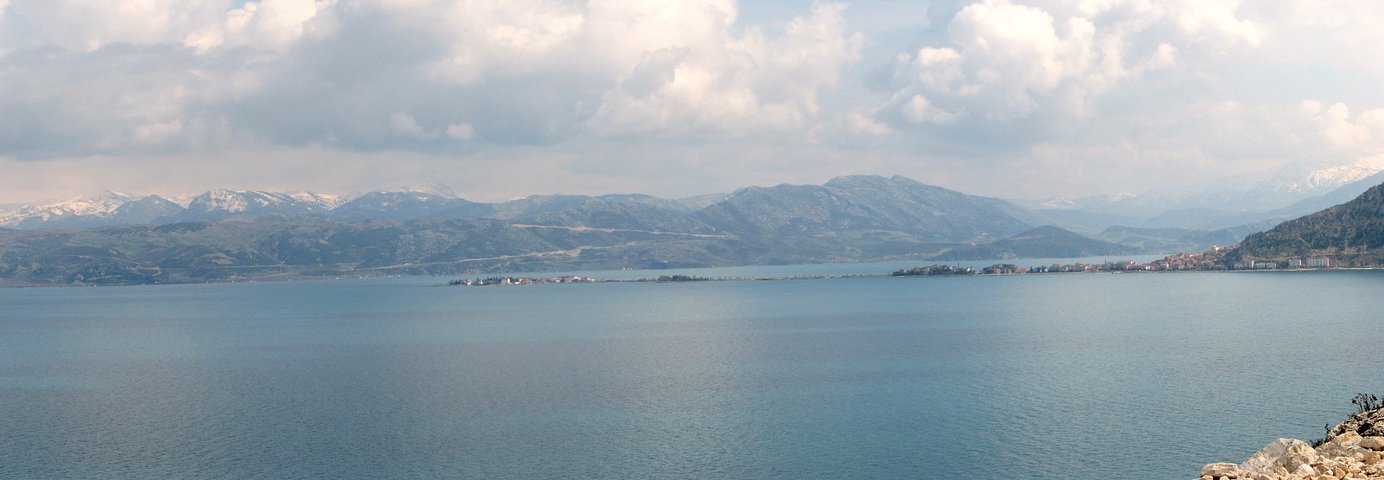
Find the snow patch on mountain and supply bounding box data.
[1277,156,1384,193]
[287,192,345,210]
[376,183,457,198]
[1017,157,1384,218]
[0,191,134,227]
[188,189,274,213]
[1022,192,1137,211]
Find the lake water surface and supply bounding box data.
[2,265,1381,478]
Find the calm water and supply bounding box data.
[1,267,1381,479]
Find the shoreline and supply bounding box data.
[3,260,1380,289]
[446,264,1384,287]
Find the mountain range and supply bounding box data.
[4,172,1383,286]
[0,175,1067,285]
[0,188,728,230]
[9,157,1384,235]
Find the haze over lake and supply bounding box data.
[3,264,1380,479]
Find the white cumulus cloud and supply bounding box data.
[6,0,1384,203]
[1303,100,1384,149]
[0,0,867,155]
[590,2,864,137]
[872,0,1260,131]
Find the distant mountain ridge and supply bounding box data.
[1228,181,1384,265]
[1019,158,1384,232]
[181,189,342,221]
[1094,222,1274,254]
[0,191,182,229]
[694,175,1032,241]
[1,174,1303,286]
[333,191,493,221]
[0,175,1082,286]
[1269,169,1384,219]
[932,226,1140,261]
[1102,159,1384,215]
[0,188,734,230]
[11,157,1383,235]
[0,176,1040,242]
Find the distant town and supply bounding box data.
[892,247,1338,277]
[449,275,598,286]
[450,247,1358,286]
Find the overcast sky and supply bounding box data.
[2,0,1383,202]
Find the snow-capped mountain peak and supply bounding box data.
[189,189,272,213]
[184,189,338,219]
[197,189,299,212]
[287,192,345,210]
[2,186,473,229]
[1278,156,1384,193]
[1037,158,1384,216]
[375,183,457,198]
[9,190,130,219]
[0,190,159,228]
[58,190,135,215]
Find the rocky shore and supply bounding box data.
[1199,402,1384,479]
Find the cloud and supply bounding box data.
[1160,0,1261,46]
[0,0,865,157]
[869,0,1263,135]
[0,1,228,51]
[5,0,1384,204]
[0,0,330,156]
[0,44,254,157]
[590,2,864,137]
[390,112,438,139]
[1302,100,1384,149]
[845,112,891,136]
[445,123,475,141]
[188,0,330,52]
[901,94,956,124]
[0,0,329,53]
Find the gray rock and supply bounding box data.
[1361,436,1384,452]
[1201,462,1241,478]
[1238,438,1320,475]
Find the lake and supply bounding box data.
[1,264,1380,478]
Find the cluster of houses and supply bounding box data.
[449,275,597,286]
[993,261,1173,274]
[896,250,1340,278]
[455,249,1346,288]
[1154,246,1333,271]
[891,265,976,276]
[1229,257,1332,270]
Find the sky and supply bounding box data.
[2,0,1384,203]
